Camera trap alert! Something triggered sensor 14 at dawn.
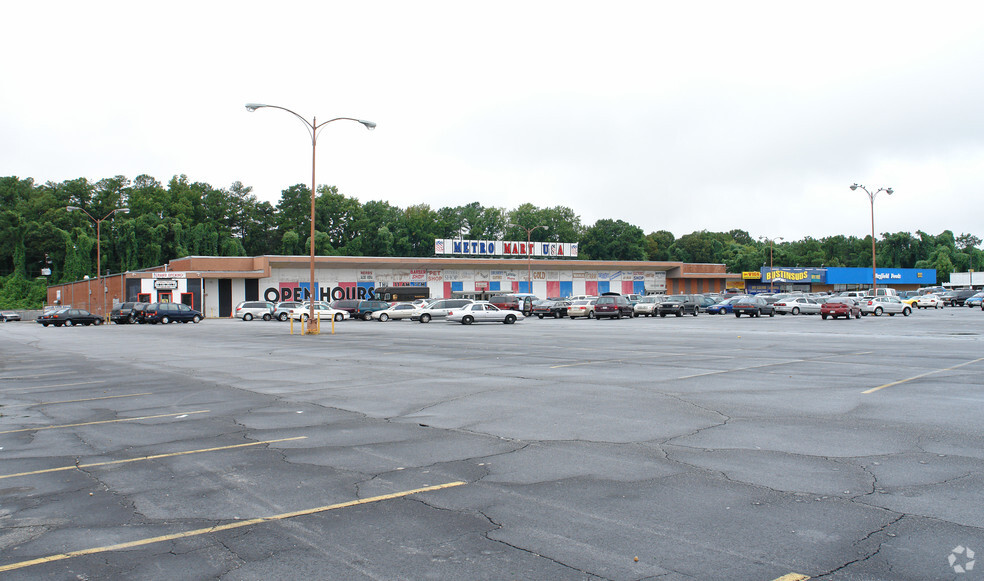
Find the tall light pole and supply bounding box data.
[850,183,893,292]
[759,236,783,293]
[246,103,375,332]
[66,206,129,318]
[509,223,549,294]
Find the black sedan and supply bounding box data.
[532,300,571,319]
[36,308,104,327]
[733,296,776,318]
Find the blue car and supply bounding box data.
[705,296,744,315]
[965,292,984,308]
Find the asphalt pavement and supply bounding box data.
[1,307,983,580]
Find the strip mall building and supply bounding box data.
[46,254,738,319]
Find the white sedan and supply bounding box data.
[289,302,349,322]
[860,296,911,317]
[446,302,524,324]
[371,303,418,321]
[772,296,822,315]
[915,294,944,309]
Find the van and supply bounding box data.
[864,288,898,298]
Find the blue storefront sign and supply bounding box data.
[825,268,936,285]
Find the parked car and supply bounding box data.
[732,296,776,318]
[532,300,571,319]
[130,302,152,323]
[1,310,22,322]
[412,299,474,323]
[657,295,701,317]
[941,289,977,307]
[143,302,204,324]
[821,297,862,319]
[36,308,103,327]
[371,303,418,321]
[705,296,745,315]
[594,295,633,319]
[290,302,348,322]
[353,300,391,321]
[773,296,822,315]
[447,302,524,324]
[490,294,536,316]
[965,292,984,308]
[234,301,275,321]
[110,302,139,324]
[274,301,304,321]
[861,296,912,317]
[568,299,598,319]
[913,294,943,309]
[632,296,660,317]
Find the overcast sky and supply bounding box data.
[3,1,982,244]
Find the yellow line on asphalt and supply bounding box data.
[863,357,984,394]
[0,437,307,480]
[0,380,105,393]
[550,360,622,368]
[1,392,153,409]
[0,410,209,434]
[0,481,467,573]
[771,574,810,581]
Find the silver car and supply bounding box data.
[412,298,474,323]
[632,296,660,317]
[371,303,418,321]
[446,302,524,325]
[860,296,911,317]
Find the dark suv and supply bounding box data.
[941,289,977,307]
[111,302,139,324]
[657,295,702,317]
[143,302,203,324]
[594,295,633,319]
[330,299,390,321]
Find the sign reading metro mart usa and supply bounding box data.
[435,239,579,258]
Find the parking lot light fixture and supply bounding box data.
[66,206,130,319]
[850,183,894,292]
[508,223,549,294]
[759,236,783,293]
[245,103,375,333]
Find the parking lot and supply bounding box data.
[2,308,983,580]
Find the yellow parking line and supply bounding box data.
[1,392,153,409]
[0,410,209,434]
[0,437,307,480]
[863,357,984,394]
[0,380,105,393]
[0,480,467,573]
[771,575,810,581]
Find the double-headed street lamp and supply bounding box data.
[246,103,375,332]
[508,223,549,294]
[850,183,893,292]
[66,206,130,318]
[759,236,783,293]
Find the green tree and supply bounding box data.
[581,219,647,260]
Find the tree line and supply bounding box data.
[1,174,981,307]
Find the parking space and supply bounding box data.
[1,308,982,579]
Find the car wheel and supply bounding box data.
[379,313,389,322]
[162,316,171,324]
[420,313,432,323]
[94,318,103,325]
[262,313,272,321]
[537,314,544,319]
[675,311,682,317]
[243,313,253,321]
[693,307,699,316]
[278,313,288,321]
[735,313,741,318]
[504,314,516,324]
[128,314,136,324]
[821,314,828,320]
[462,315,474,325]
[362,312,373,321]
[42,322,49,327]
[554,311,561,319]
[588,311,595,319]
[855,311,861,319]
[874,307,883,316]
[64,319,73,327]
[791,307,800,315]
[615,311,622,319]
[193,315,201,323]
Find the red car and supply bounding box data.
[820,298,861,320]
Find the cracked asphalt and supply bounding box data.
[1,307,982,580]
